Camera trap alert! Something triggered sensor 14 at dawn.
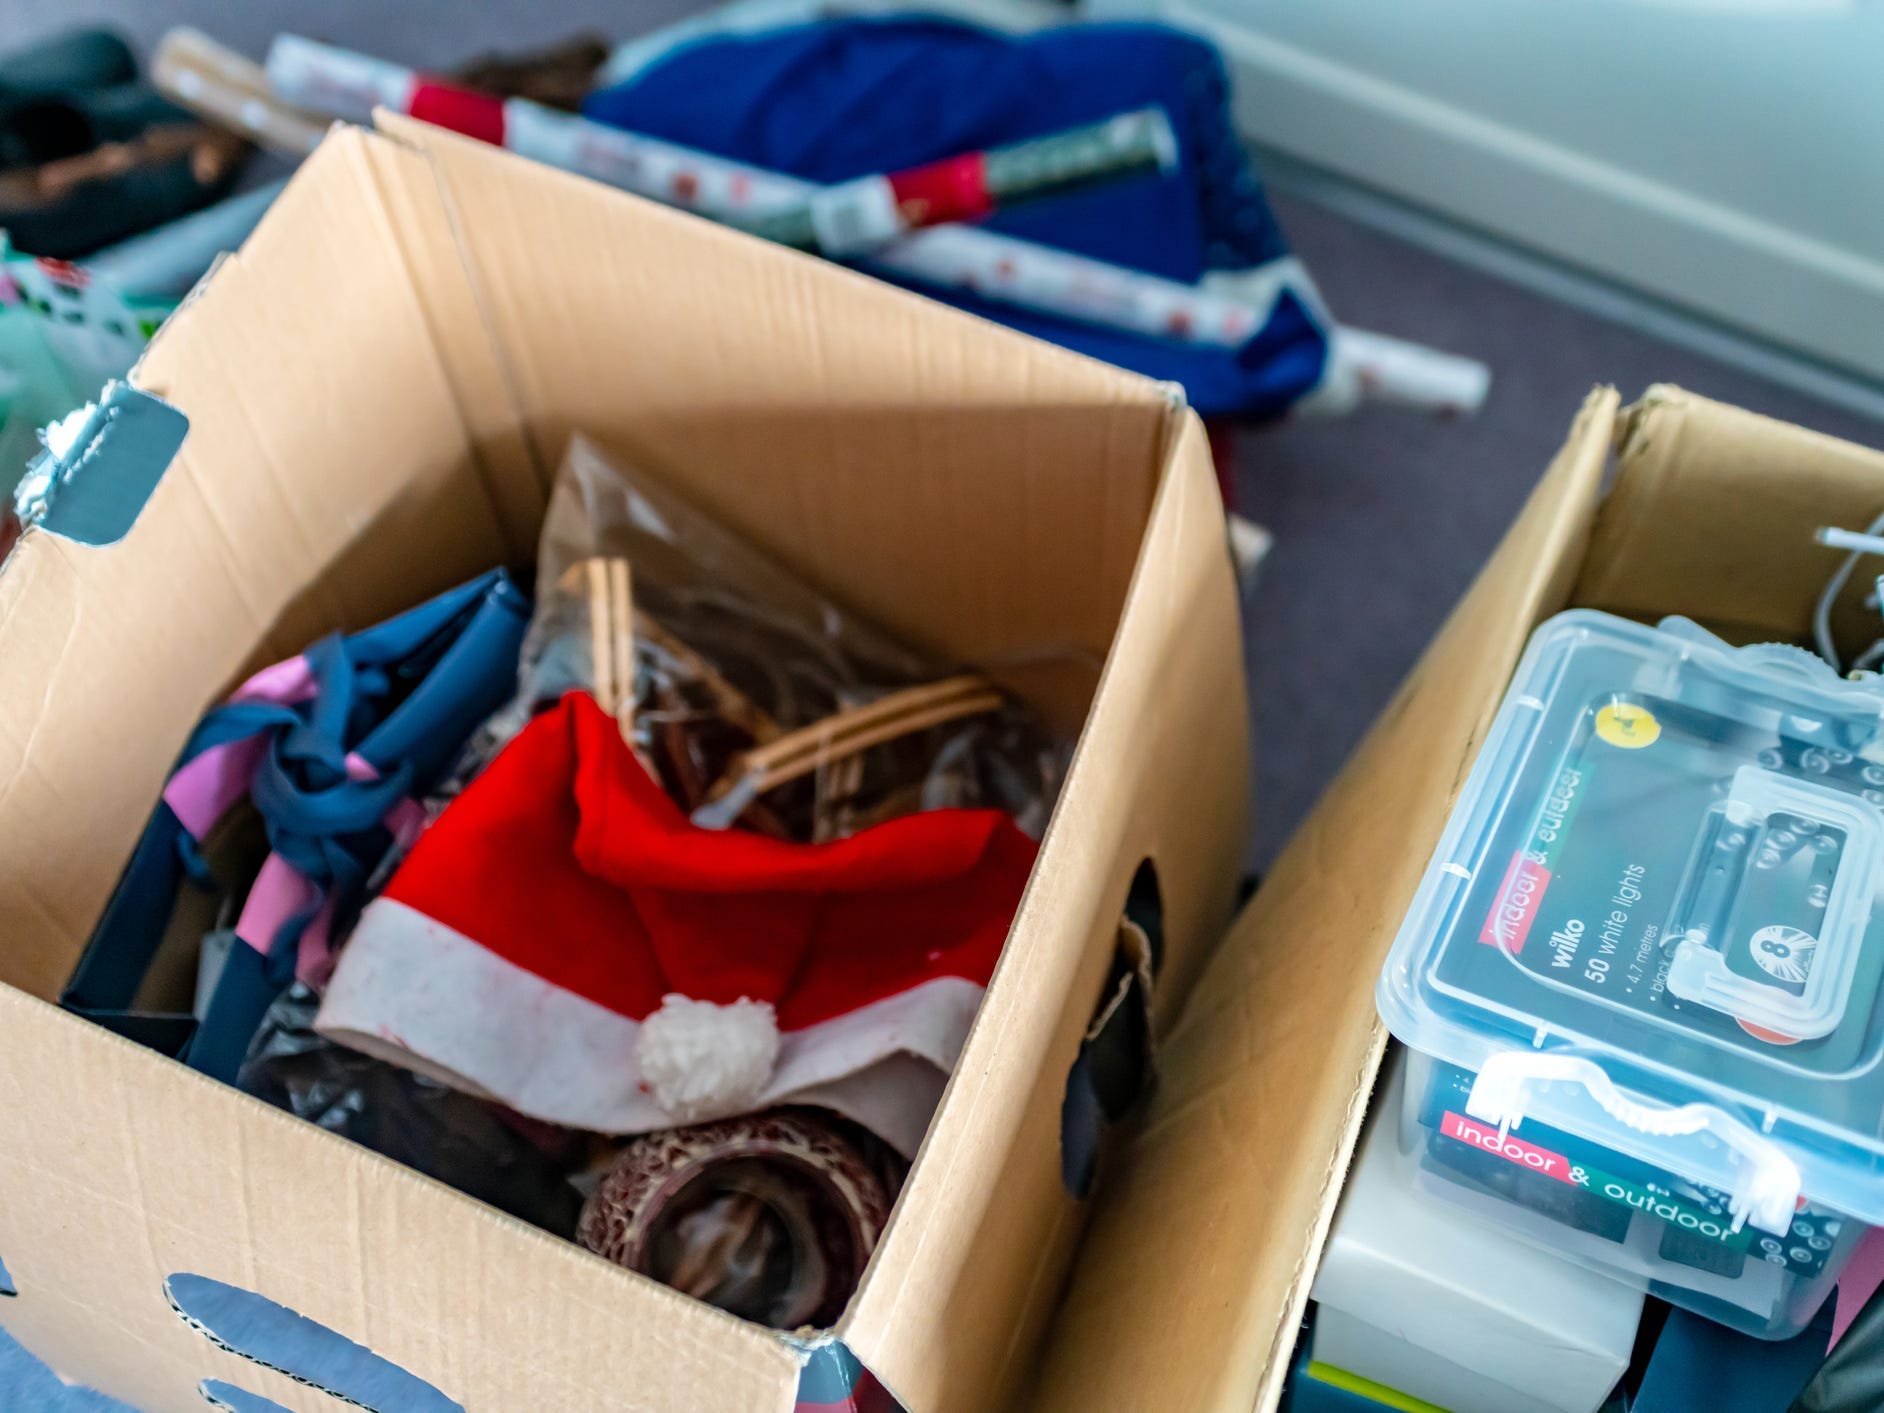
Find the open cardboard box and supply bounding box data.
[1024,385,1884,1413]
[0,117,1250,1412]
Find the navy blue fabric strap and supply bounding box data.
[184,942,287,1084]
[356,573,530,780]
[64,805,192,1010]
[1635,1299,1834,1413]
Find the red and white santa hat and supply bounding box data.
[315,691,1037,1156]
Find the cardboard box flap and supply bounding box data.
[373,113,1174,735]
[0,128,516,1001]
[1022,388,1620,1413]
[1578,384,1884,647]
[845,414,1250,1411]
[0,986,802,1413]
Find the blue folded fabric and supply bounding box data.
[583,17,1329,418]
[65,570,530,1083]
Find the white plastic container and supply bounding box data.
[1378,609,1884,1338]
[1313,1050,1642,1413]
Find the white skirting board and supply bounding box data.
[1081,0,1884,392]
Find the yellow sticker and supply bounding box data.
[1595,701,1661,749]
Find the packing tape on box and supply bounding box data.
[13,380,187,546]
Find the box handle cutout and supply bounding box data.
[200,1383,293,1412]
[1123,857,1166,976]
[1060,861,1162,1199]
[166,1274,462,1413]
[0,1250,13,1297]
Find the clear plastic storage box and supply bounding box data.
[1378,609,1884,1338]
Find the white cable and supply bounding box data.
[1817,526,1884,557]
[1814,514,1884,671]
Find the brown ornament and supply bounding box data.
[578,1110,893,1330]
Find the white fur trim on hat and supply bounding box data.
[636,994,781,1123]
[319,900,987,1152]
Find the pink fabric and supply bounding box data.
[227,654,320,707]
[384,796,428,850]
[235,854,319,958]
[164,735,270,839]
[237,856,344,988]
[161,653,320,837]
[295,892,343,990]
[1831,1225,1884,1350]
[230,755,418,987]
[166,660,424,989]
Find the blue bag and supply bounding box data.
[583,17,1330,419]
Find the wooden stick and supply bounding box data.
[705,675,1003,806]
[555,563,782,745]
[602,559,637,731]
[557,557,637,739]
[635,612,781,744]
[759,675,994,763]
[812,752,869,844]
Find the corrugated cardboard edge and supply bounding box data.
[352,117,548,558]
[1021,387,1619,1413]
[841,407,1250,1411]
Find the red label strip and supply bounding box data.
[1479,850,1550,954]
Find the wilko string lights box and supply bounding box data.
[1379,609,1884,1338]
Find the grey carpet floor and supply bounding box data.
[0,2,1881,1405]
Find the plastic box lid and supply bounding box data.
[1379,610,1884,1234]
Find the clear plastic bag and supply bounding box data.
[476,434,1069,844]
